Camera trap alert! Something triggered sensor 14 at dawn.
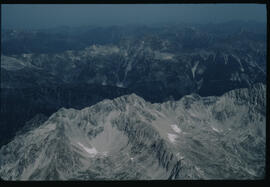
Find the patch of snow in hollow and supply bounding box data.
[122,60,133,83]
[77,142,98,156]
[1,56,26,71]
[191,61,200,78]
[124,60,133,77]
[88,45,120,56]
[211,127,221,133]
[154,51,174,60]
[101,80,107,86]
[224,54,228,64]
[171,124,182,134]
[176,153,184,160]
[246,168,256,176]
[195,166,203,173]
[168,133,178,144]
[123,51,128,57]
[162,54,174,60]
[116,82,124,88]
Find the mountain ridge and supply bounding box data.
[1,23,266,147]
[0,83,265,180]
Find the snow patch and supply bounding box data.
[1,56,28,71]
[171,124,182,134]
[191,61,199,78]
[88,45,120,56]
[211,127,221,133]
[154,51,174,60]
[224,54,228,64]
[116,82,124,88]
[176,153,184,160]
[246,168,256,176]
[195,166,203,173]
[122,59,133,83]
[102,80,107,86]
[77,142,98,157]
[168,133,178,144]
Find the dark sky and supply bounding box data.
[1,4,267,29]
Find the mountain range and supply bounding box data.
[0,83,265,180]
[0,21,266,180]
[0,22,266,147]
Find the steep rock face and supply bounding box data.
[2,42,265,94]
[2,23,266,94]
[0,84,130,147]
[0,83,265,180]
[1,24,266,147]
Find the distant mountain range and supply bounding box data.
[0,22,266,147]
[0,21,266,180]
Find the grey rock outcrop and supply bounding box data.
[0,83,265,180]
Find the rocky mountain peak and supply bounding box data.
[0,84,266,180]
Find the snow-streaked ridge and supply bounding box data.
[0,84,266,180]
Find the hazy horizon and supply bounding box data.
[1,4,267,30]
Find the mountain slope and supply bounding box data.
[1,23,266,147]
[0,83,265,180]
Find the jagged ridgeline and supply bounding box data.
[0,22,266,147]
[0,83,266,180]
[0,22,266,180]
